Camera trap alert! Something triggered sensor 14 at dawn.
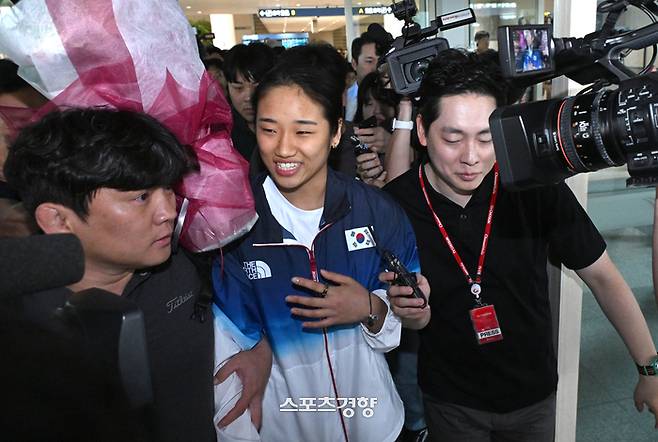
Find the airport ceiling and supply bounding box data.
[181,0,388,33]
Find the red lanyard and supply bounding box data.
[418,163,499,302]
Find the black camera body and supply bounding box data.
[491,0,658,189]
[387,38,450,96]
[383,2,475,95]
[492,74,658,189]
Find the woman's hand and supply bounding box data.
[286,269,387,332]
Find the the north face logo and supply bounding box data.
[243,260,272,280]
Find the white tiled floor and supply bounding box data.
[577,180,658,441]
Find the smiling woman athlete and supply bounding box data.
[211,44,431,442]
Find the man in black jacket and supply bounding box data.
[4,108,271,441]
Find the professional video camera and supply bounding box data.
[491,0,658,190]
[383,0,476,95]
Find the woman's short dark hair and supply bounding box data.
[253,44,346,137]
[222,43,275,84]
[353,71,401,125]
[417,49,508,132]
[4,108,198,218]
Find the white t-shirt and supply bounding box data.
[263,176,323,249]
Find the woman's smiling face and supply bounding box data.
[256,84,341,210]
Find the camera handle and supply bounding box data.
[598,21,658,81]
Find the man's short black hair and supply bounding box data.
[366,23,393,53]
[272,46,286,58]
[205,45,224,58]
[203,57,223,71]
[352,25,392,62]
[474,30,490,42]
[351,35,379,62]
[417,49,508,132]
[222,43,275,84]
[4,108,198,219]
[0,59,30,94]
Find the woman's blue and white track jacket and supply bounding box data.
[212,169,420,442]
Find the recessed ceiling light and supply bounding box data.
[197,10,202,14]
[186,5,191,9]
[296,3,301,6]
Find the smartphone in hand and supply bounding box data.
[352,116,378,156]
[357,115,378,129]
[381,250,427,308]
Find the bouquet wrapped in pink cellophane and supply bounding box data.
[0,0,257,251]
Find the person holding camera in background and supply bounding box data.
[384,49,658,441]
[352,70,400,187]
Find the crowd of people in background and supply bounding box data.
[3,12,658,442]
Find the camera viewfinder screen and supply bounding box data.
[512,28,550,74]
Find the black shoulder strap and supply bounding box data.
[184,250,216,323]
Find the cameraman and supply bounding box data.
[3,108,272,442]
[384,50,658,441]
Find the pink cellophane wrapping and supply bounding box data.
[0,0,257,251]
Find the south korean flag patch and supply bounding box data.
[345,226,376,252]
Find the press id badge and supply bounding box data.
[469,304,503,345]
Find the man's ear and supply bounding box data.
[34,203,77,234]
[416,114,428,147]
[351,58,358,72]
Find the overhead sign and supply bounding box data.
[357,6,393,15]
[470,2,517,9]
[258,7,393,19]
[258,9,297,18]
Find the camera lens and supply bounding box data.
[491,76,658,189]
[408,58,431,82]
[553,91,626,174]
